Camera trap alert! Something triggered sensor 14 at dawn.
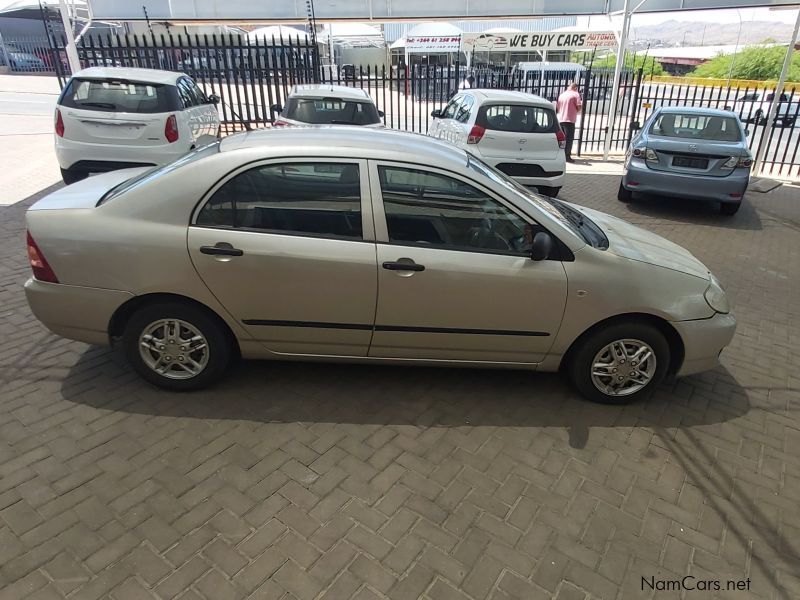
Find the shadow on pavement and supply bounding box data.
[60,346,750,451]
[623,193,763,231]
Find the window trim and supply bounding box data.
[367,159,542,258]
[190,157,375,242]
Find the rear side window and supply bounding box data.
[283,98,380,125]
[197,162,363,240]
[59,78,179,113]
[478,104,558,133]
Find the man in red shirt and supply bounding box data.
[556,83,582,162]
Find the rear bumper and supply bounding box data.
[672,312,737,376]
[622,160,749,203]
[481,155,566,187]
[55,137,190,171]
[24,278,132,346]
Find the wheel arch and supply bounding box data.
[108,292,240,354]
[560,312,685,375]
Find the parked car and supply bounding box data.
[429,89,566,197]
[55,67,221,184]
[619,107,752,215]
[732,91,799,126]
[6,50,47,71]
[271,84,384,127]
[24,127,735,404]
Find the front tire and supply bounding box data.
[567,321,670,404]
[60,167,88,185]
[617,181,633,202]
[123,302,232,391]
[536,186,561,197]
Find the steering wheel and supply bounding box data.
[468,221,512,251]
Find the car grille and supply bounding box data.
[494,163,563,177]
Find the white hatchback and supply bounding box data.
[55,67,220,184]
[429,89,566,196]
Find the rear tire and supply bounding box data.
[567,321,670,404]
[617,181,633,203]
[536,186,561,197]
[122,302,232,391]
[60,167,88,185]
[720,201,741,216]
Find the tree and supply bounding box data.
[590,52,666,76]
[692,45,800,81]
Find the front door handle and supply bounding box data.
[200,242,243,257]
[382,261,425,272]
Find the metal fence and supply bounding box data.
[41,32,800,178]
[0,35,57,72]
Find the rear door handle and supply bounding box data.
[200,242,243,257]
[382,261,425,272]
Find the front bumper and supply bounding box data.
[672,312,737,376]
[25,278,133,346]
[622,159,749,203]
[55,137,190,171]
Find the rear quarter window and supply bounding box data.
[477,104,558,134]
[59,78,180,113]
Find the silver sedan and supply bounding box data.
[24,127,735,403]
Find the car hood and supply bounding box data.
[573,204,710,280]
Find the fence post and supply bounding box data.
[577,65,592,157]
[624,67,644,148]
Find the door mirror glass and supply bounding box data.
[530,232,554,261]
[378,109,385,117]
[431,109,442,118]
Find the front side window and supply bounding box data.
[378,166,534,255]
[650,113,742,142]
[479,104,558,133]
[59,78,177,113]
[197,162,362,240]
[455,96,474,123]
[441,94,463,119]
[283,98,380,125]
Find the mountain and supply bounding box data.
[630,20,795,47]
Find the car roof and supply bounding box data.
[467,89,553,107]
[657,106,737,118]
[290,84,372,101]
[220,126,468,166]
[71,67,184,85]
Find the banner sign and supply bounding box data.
[406,36,463,53]
[462,31,617,52]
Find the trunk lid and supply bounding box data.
[645,136,745,177]
[28,167,151,211]
[60,107,168,145]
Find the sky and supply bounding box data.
[581,6,799,27]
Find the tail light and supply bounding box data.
[26,231,58,283]
[632,147,643,158]
[272,120,289,127]
[467,125,485,144]
[55,108,64,137]
[165,114,179,143]
[723,156,753,169]
[555,129,566,149]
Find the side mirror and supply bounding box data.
[431,109,442,118]
[744,128,751,136]
[530,232,554,262]
[270,103,282,113]
[631,120,641,131]
[208,94,220,105]
[378,109,385,117]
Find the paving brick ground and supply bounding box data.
[1,170,799,600]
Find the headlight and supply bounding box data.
[704,277,730,314]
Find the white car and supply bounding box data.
[731,91,799,127]
[272,84,384,127]
[429,89,566,197]
[55,67,221,184]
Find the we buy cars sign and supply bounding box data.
[462,31,616,52]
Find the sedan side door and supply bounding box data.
[188,159,378,357]
[367,161,568,364]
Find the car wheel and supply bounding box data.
[567,321,670,404]
[537,186,561,197]
[720,201,741,216]
[60,167,88,185]
[123,302,232,391]
[617,181,633,203]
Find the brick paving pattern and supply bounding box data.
[1,171,799,600]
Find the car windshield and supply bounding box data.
[284,97,380,125]
[59,78,176,114]
[650,112,742,142]
[467,155,608,249]
[98,143,220,205]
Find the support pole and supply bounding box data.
[603,0,632,161]
[58,0,81,75]
[752,8,800,173]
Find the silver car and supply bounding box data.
[25,128,735,404]
[619,107,752,215]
